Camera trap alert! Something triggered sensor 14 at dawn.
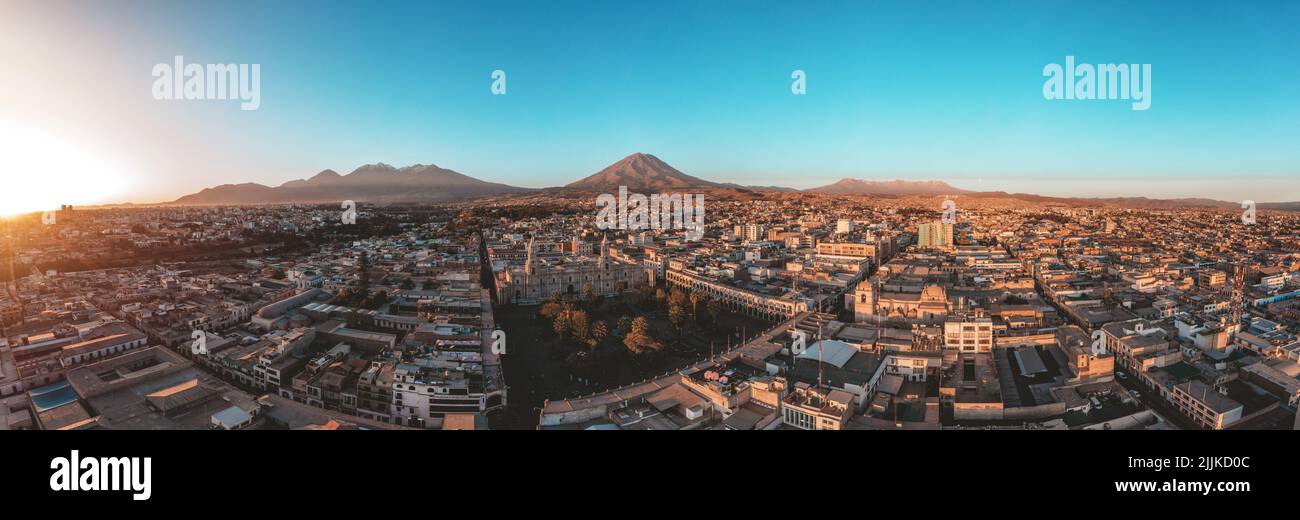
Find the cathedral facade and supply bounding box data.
[496,236,646,305]
[853,278,950,323]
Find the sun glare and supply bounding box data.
[0,123,125,218]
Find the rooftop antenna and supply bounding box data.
[872,275,882,351]
[1227,262,1245,333]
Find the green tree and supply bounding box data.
[668,305,687,339]
[707,298,722,325]
[637,282,655,304]
[375,290,389,308]
[357,252,371,292]
[624,317,662,355]
[540,301,563,320]
[570,309,591,343]
[669,288,688,309]
[590,320,609,347]
[553,310,572,339]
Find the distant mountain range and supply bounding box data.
[168,153,1300,210]
[805,178,970,196]
[171,163,530,205]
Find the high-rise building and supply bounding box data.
[917,221,954,248]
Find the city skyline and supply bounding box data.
[7,2,1300,509]
[3,0,1300,214]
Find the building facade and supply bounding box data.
[496,236,645,304]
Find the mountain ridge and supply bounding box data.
[805,178,971,196]
[167,153,1300,210]
[171,163,530,205]
[564,153,722,191]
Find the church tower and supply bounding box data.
[598,234,608,268]
[524,236,535,276]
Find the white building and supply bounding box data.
[835,219,854,234]
[944,317,993,353]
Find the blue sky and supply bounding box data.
[4,0,1299,204]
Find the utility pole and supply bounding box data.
[817,322,824,393]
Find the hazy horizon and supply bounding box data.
[108,158,1300,206]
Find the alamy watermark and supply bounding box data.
[491,69,507,95]
[595,186,705,241]
[1043,55,1150,111]
[491,330,506,355]
[941,199,957,225]
[191,330,208,355]
[152,56,260,110]
[341,200,357,224]
[50,450,151,501]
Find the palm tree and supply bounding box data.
[669,305,687,341]
[553,309,572,340]
[591,320,609,346]
[707,298,722,326]
[624,317,662,355]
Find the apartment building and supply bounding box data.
[943,317,993,353]
[356,360,395,423]
[1170,380,1243,430]
[781,382,853,430]
[391,362,487,428]
[917,221,954,249]
[1198,269,1226,289]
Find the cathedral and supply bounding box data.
[495,235,647,305]
[853,277,951,323]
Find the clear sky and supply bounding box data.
[2,0,1298,211]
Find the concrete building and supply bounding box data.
[57,323,148,368]
[917,221,954,249]
[835,219,854,234]
[1198,269,1226,289]
[1170,380,1243,430]
[944,317,993,353]
[781,382,852,430]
